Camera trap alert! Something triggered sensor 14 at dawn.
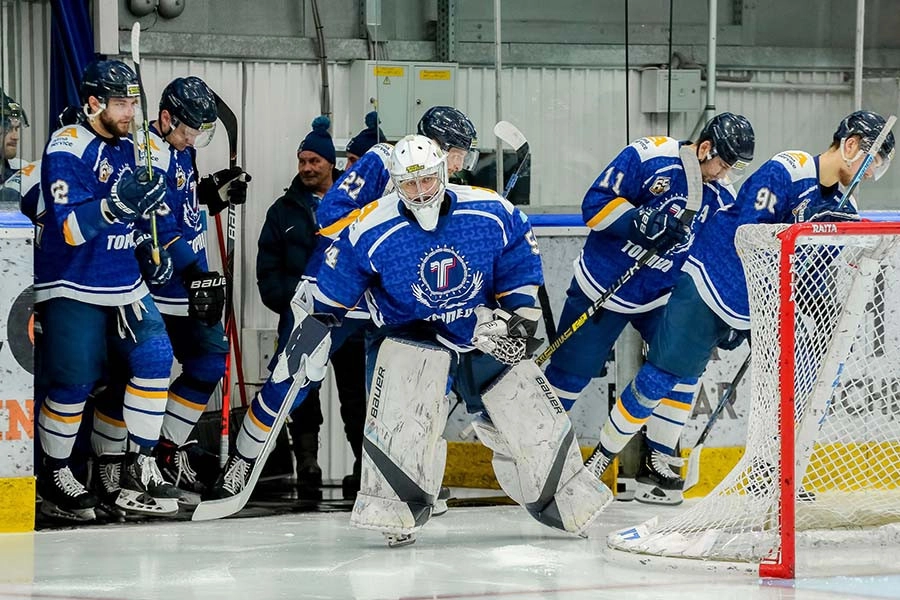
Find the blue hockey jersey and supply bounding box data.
[318,142,393,236]
[145,125,209,316]
[0,159,41,220]
[684,151,850,329]
[315,185,543,352]
[34,124,148,306]
[576,136,735,313]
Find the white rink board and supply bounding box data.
[0,217,35,479]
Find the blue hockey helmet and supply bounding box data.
[833,110,895,181]
[1,90,28,129]
[79,59,140,106]
[698,112,755,170]
[159,76,217,147]
[417,106,479,172]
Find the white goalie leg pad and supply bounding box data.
[351,338,451,536]
[481,360,613,536]
[470,414,524,504]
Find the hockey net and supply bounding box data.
[608,222,900,578]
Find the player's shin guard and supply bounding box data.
[124,336,172,452]
[481,360,613,537]
[645,377,698,455]
[161,362,222,446]
[234,378,305,461]
[38,385,90,460]
[598,363,681,457]
[350,339,451,543]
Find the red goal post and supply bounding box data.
[607,221,900,579]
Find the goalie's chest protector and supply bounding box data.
[353,187,538,347]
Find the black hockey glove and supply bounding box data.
[197,166,252,217]
[718,328,749,351]
[183,264,227,326]
[630,204,689,252]
[794,197,860,223]
[104,167,167,224]
[134,232,174,287]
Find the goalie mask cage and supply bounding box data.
[608,222,900,579]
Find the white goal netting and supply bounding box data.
[608,222,900,575]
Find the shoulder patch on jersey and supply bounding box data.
[46,124,94,158]
[98,158,114,183]
[369,142,393,164]
[772,151,816,182]
[147,130,172,172]
[649,176,671,195]
[631,136,679,162]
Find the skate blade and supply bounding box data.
[116,490,180,515]
[432,499,449,517]
[40,502,96,523]
[384,533,416,548]
[634,483,683,506]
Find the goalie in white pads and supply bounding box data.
[288,135,612,546]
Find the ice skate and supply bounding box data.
[433,486,451,517]
[117,450,180,516]
[38,464,98,522]
[90,453,126,519]
[383,532,416,548]
[155,438,205,505]
[635,447,684,505]
[207,454,254,500]
[584,446,613,480]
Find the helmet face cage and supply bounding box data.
[390,135,448,231]
[834,111,895,181]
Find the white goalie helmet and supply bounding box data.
[390,134,448,231]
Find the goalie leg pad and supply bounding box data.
[350,338,451,536]
[481,360,613,536]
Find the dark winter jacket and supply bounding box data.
[256,173,325,315]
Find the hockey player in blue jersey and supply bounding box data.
[0,90,38,213]
[88,77,248,504]
[584,110,895,504]
[270,135,612,547]
[543,113,755,504]
[33,59,181,521]
[207,108,479,509]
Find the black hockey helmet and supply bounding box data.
[417,106,479,171]
[1,89,28,128]
[833,110,896,167]
[159,76,217,131]
[79,59,139,105]
[698,112,755,169]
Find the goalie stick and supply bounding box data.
[493,121,556,338]
[211,92,249,467]
[129,23,160,265]
[537,144,703,367]
[191,307,331,521]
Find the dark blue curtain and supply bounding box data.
[48,0,95,131]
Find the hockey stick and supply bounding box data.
[837,115,896,210]
[212,92,249,468]
[129,22,160,265]
[683,351,750,491]
[537,145,703,367]
[492,121,557,337]
[192,305,331,521]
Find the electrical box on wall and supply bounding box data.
[640,69,702,113]
[350,61,458,140]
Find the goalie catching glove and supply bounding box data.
[472,306,544,365]
[197,166,251,216]
[182,264,226,326]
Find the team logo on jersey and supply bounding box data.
[183,197,201,232]
[412,246,483,315]
[649,176,671,196]
[98,158,113,183]
[175,164,187,190]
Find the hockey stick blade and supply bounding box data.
[493,120,527,152]
[683,351,750,491]
[192,316,330,521]
[678,145,704,214]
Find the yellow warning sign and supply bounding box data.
[419,70,452,81]
[374,66,404,77]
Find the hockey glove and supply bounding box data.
[271,282,332,385]
[717,328,749,351]
[472,306,544,365]
[630,204,689,252]
[197,166,252,217]
[183,264,226,326]
[104,167,167,223]
[794,197,860,223]
[134,232,174,287]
